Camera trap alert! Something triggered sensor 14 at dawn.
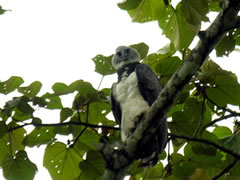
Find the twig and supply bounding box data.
[202,114,240,130]
[72,104,90,146]
[212,158,238,180]
[8,121,119,132]
[203,91,239,116]
[75,101,82,122]
[169,133,240,159]
[97,75,105,91]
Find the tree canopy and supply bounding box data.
[1,0,240,180]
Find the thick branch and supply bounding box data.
[100,1,240,179]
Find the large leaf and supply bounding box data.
[128,0,166,23]
[158,5,200,50]
[181,0,209,25]
[155,56,182,84]
[216,34,236,57]
[23,127,56,147]
[137,162,164,179]
[52,82,68,93]
[42,93,63,109]
[0,126,26,165]
[213,126,232,139]
[199,60,234,84]
[221,131,240,154]
[2,151,37,180]
[84,102,112,125]
[78,150,105,179]
[18,81,42,97]
[169,98,211,137]
[0,76,24,94]
[75,129,100,152]
[118,0,142,11]
[130,42,149,59]
[184,143,223,167]
[60,108,73,122]
[92,54,115,76]
[43,142,82,180]
[206,75,240,107]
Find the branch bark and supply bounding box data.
[99,0,240,179]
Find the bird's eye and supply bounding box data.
[125,49,130,54]
[116,52,122,57]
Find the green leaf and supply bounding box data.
[139,162,164,179]
[54,125,71,136]
[60,108,73,122]
[16,96,34,115]
[92,54,115,76]
[43,142,82,180]
[156,43,176,56]
[221,131,240,154]
[158,5,200,50]
[0,76,24,94]
[229,161,240,180]
[128,0,166,23]
[18,81,42,97]
[23,127,56,147]
[0,121,8,138]
[190,168,211,180]
[169,98,211,137]
[192,144,217,156]
[86,102,111,125]
[208,0,221,12]
[5,96,34,118]
[199,60,233,84]
[79,150,105,179]
[173,160,196,178]
[118,0,142,10]
[206,75,240,107]
[32,97,47,107]
[0,126,26,165]
[155,56,182,83]
[130,42,149,59]
[0,6,8,15]
[181,0,209,25]
[52,82,68,93]
[75,129,100,152]
[216,34,235,57]
[184,143,223,166]
[2,151,37,180]
[42,93,63,109]
[213,126,232,139]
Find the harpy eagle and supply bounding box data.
[110,46,168,167]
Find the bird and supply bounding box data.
[110,46,168,167]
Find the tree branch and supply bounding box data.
[8,121,119,132]
[202,113,240,130]
[169,133,240,159]
[212,158,238,180]
[100,1,240,179]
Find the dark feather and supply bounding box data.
[110,86,122,125]
[135,63,168,167]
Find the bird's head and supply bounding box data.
[112,46,141,70]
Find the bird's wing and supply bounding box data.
[135,63,168,167]
[135,63,162,105]
[110,83,122,125]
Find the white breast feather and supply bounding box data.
[115,72,150,142]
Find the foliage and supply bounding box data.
[0,0,240,180]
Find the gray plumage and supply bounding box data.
[110,46,168,167]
